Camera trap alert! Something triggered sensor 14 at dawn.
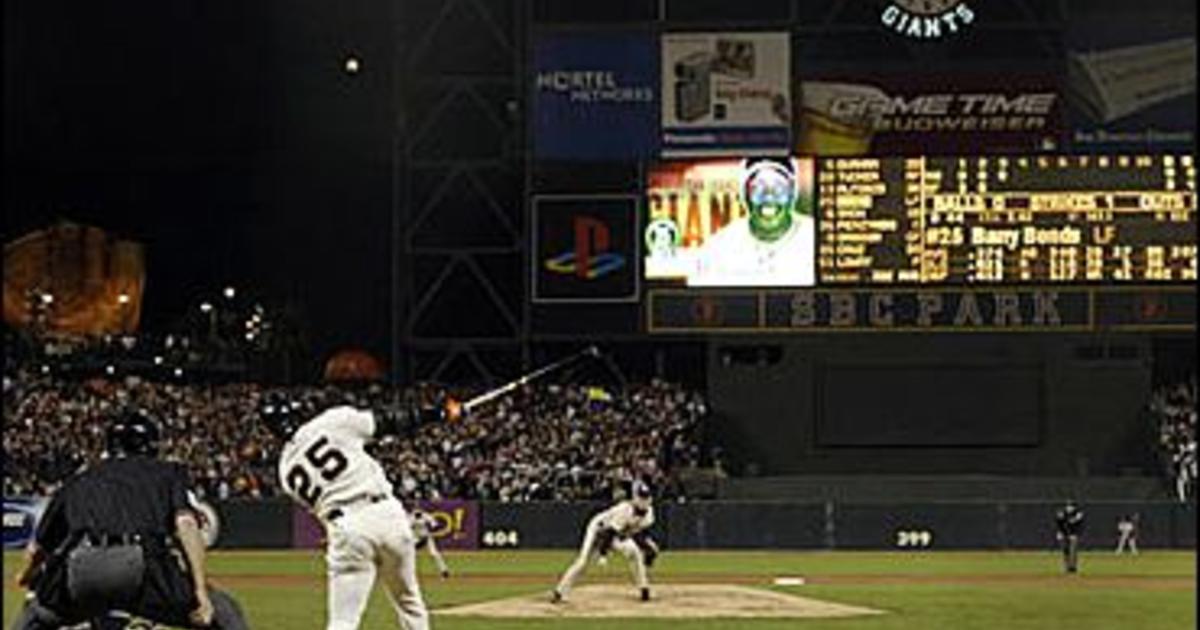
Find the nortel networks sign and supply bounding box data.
[533,31,658,159]
[881,1,975,40]
[535,71,653,104]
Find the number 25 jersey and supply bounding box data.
[277,405,394,517]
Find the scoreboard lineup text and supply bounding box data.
[818,154,1196,285]
[642,153,1197,332]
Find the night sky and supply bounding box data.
[4,1,395,367]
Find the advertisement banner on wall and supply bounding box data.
[3,497,48,549]
[661,32,791,157]
[413,500,479,550]
[532,195,639,303]
[292,500,479,550]
[645,157,816,287]
[1063,0,1196,151]
[532,30,659,159]
[794,74,1062,156]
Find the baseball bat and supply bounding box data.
[457,345,600,415]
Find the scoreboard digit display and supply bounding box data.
[818,154,1197,285]
[645,153,1197,332]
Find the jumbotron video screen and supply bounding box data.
[644,153,1197,288]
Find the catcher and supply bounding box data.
[552,481,659,603]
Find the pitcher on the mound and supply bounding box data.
[264,392,459,630]
[552,481,659,603]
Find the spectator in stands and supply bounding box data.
[4,359,706,504]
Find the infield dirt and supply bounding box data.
[437,583,886,619]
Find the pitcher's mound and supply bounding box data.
[437,583,885,619]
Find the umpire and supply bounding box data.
[10,411,249,629]
[1054,500,1085,574]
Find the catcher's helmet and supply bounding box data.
[107,410,160,456]
[260,391,303,438]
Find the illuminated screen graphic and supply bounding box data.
[645,157,816,287]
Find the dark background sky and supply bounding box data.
[4,1,396,367]
[5,0,1196,383]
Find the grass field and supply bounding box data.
[4,549,1195,629]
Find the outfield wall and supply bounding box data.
[8,497,1190,551]
[195,499,1193,551]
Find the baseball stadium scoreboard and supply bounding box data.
[642,153,1197,333]
[819,154,1196,285]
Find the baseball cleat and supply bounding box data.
[640,587,651,602]
[551,589,564,604]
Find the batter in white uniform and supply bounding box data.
[264,393,455,630]
[552,482,658,603]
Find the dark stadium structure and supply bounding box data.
[5,0,1195,564]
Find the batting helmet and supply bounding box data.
[107,410,161,457]
[260,391,303,438]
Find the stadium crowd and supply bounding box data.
[3,364,706,503]
[1149,376,1197,502]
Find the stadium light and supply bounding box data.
[223,286,236,299]
[173,367,184,378]
[200,302,213,313]
[344,56,361,74]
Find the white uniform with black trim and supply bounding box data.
[410,510,450,577]
[278,406,428,630]
[1115,517,1139,554]
[555,500,655,598]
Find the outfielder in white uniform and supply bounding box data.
[553,482,659,603]
[265,393,455,630]
[410,509,451,578]
[1115,514,1139,555]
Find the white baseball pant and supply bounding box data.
[555,523,648,598]
[1115,530,1138,554]
[422,535,449,576]
[324,499,428,630]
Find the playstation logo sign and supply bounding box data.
[533,195,639,303]
[544,215,627,279]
